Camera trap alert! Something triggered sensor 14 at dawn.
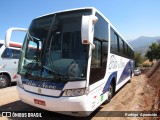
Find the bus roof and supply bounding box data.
[36,7,134,51]
[0,40,22,48]
[36,7,95,19]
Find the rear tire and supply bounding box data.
[128,71,132,83]
[0,75,10,88]
[104,83,115,104]
[108,83,114,101]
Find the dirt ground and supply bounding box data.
[0,62,160,120]
[95,61,160,120]
[91,75,144,120]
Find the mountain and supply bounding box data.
[128,36,160,54]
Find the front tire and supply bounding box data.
[0,75,10,88]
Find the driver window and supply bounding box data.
[89,12,108,85]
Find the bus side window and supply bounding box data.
[89,12,108,85]
[0,44,3,48]
[12,49,20,59]
[123,41,126,55]
[119,37,124,55]
[110,29,119,53]
[91,40,101,68]
[1,48,12,59]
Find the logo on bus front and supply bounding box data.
[38,88,42,93]
[22,78,66,90]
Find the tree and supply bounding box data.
[134,52,145,67]
[145,42,160,61]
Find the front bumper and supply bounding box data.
[17,87,91,116]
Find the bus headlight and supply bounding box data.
[64,88,85,97]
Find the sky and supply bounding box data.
[0,0,160,43]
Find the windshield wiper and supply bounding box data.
[42,65,68,82]
[39,14,69,82]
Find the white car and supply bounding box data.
[134,68,141,76]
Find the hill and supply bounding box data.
[143,60,160,111]
[128,36,160,54]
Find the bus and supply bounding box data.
[5,7,134,116]
[0,40,22,88]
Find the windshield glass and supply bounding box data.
[18,9,91,82]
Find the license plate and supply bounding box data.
[34,99,46,106]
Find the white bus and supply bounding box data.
[5,7,134,116]
[0,40,22,88]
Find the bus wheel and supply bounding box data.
[0,75,9,88]
[104,83,115,104]
[128,71,132,83]
[108,83,114,102]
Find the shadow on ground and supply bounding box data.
[0,100,102,120]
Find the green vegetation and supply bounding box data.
[134,52,146,67]
[134,42,160,67]
[145,42,160,61]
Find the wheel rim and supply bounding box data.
[0,77,7,87]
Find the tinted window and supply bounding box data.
[0,44,3,48]
[12,49,20,59]
[119,37,124,54]
[102,41,108,66]
[132,50,134,59]
[91,41,101,68]
[129,46,131,57]
[110,29,134,59]
[126,43,129,57]
[90,13,108,85]
[2,48,20,59]
[123,42,126,55]
[2,48,11,58]
[110,29,118,52]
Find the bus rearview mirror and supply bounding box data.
[81,15,98,49]
[5,27,27,48]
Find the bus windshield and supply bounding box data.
[18,10,91,82]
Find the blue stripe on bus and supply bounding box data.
[22,79,65,90]
[117,60,132,84]
[102,71,117,95]
[101,60,133,94]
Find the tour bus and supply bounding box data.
[0,40,22,88]
[5,7,134,116]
